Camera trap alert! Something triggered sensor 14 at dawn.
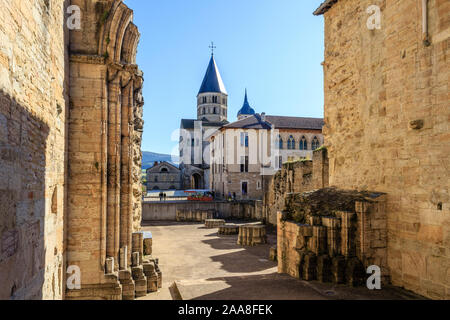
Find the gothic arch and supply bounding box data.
[98,0,135,64]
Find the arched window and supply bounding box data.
[212,96,218,103]
[160,168,168,173]
[278,135,284,149]
[299,136,308,150]
[213,107,217,114]
[202,97,207,104]
[312,136,320,150]
[287,135,295,150]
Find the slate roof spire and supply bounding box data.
[237,89,256,117]
[198,55,227,95]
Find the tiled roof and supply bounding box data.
[180,119,195,129]
[223,114,271,129]
[265,115,324,130]
[180,118,229,129]
[313,0,338,15]
[223,114,324,130]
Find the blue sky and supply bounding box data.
[124,0,325,154]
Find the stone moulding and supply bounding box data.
[70,54,106,65]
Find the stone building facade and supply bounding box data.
[314,0,449,299]
[0,0,146,300]
[146,161,181,191]
[210,105,324,200]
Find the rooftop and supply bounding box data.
[222,114,324,130]
[313,0,338,15]
[198,55,228,95]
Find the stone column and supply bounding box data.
[106,71,122,269]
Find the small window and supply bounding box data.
[312,136,320,150]
[214,107,217,114]
[278,156,283,168]
[256,180,261,190]
[240,132,249,147]
[278,135,283,149]
[240,156,249,173]
[202,97,207,104]
[288,135,295,150]
[299,136,308,150]
[241,181,248,195]
[191,138,195,147]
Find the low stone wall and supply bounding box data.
[176,209,215,222]
[277,192,389,286]
[142,200,263,221]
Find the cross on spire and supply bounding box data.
[209,41,216,56]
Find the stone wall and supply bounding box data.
[263,148,329,225]
[0,0,145,300]
[320,0,449,299]
[277,190,389,286]
[0,0,69,300]
[142,200,263,222]
[66,0,144,299]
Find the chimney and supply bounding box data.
[261,112,266,122]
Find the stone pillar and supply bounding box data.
[106,74,122,270]
[338,211,356,257]
[119,246,128,270]
[132,232,144,265]
[310,226,327,255]
[322,217,341,256]
[106,257,115,274]
[120,80,134,269]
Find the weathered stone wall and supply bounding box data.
[263,148,329,225]
[0,0,145,300]
[277,192,389,286]
[66,0,144,299]
[0,0,69,299]
[321,0,449,299]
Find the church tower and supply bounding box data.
[197,54,228,122]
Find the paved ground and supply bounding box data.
[139,221,423,300]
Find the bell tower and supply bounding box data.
[197,48,228,122]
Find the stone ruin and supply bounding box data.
[176,209,215,222]
[237,225,267,246]
[205,219,226,229]
[277,188,389,286]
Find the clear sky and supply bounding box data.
[124,0,325,155]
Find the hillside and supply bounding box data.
[142,151,179,169]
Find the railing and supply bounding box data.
[143,196,188,202]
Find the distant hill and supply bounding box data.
[142,151,179,170]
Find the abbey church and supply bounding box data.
[179,54,324,196]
